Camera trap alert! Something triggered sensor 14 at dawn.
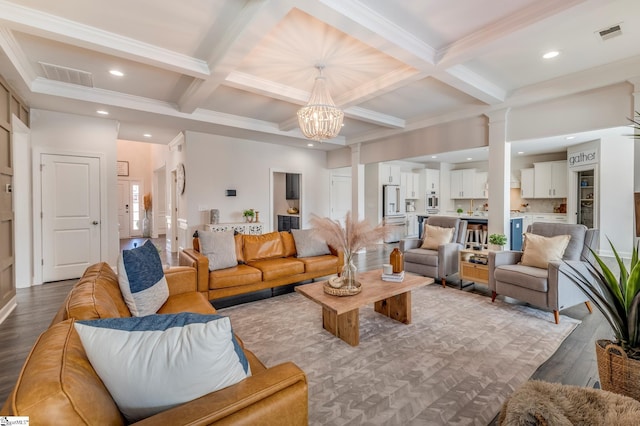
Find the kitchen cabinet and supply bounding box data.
[277,215,300,232]
[520,168,534,198]
[402,172,420,199]
[534,161,567,198]
[473,171,488,199]
[406,213,418,237]
[450,169,476,199]
[425,169,439,193]
[285,173,300,200]
[380,164,401,185]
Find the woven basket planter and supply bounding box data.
[596,339,640,402]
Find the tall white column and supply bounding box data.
[486,109,511,242]
[350,143,365,220]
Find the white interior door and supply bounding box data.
[118,180,130,239]
[331,175,352,223]
[129,180,143,237]
[42,154,100,282]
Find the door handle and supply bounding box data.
[92,221,99,225]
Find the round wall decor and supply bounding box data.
[177,162,186,194]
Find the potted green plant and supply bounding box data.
[242,209,255,223]
[488,233,507,251]
[456,208,464,215]
[562,240,640,401]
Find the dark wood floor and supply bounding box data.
[0,240,613,423]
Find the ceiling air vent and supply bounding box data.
[39,62,94,87]
[597,24,622,41]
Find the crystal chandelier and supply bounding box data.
[297,65,344,141]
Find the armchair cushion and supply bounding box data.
[199,230,238,271]
[493,264,549,292]
[521,233,571,269]
[420,224,454,249]
[74,313,251,423]
[404,248,438,267]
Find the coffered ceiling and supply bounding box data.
[1,0,639,159]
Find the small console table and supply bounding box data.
[458,248,489,289]
[207,223,264,235]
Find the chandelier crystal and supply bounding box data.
[297,65,344,141]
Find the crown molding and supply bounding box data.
[0,27,37,87]
[0,0,210,78]
[436,65,506,104]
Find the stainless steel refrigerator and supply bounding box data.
[382,185,406,243]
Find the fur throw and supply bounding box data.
[499,380,640,426]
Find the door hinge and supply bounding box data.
[40,164,44,171]
[41,259,44,265]
[40,212,43,218]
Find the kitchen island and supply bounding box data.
[416,214,523,251]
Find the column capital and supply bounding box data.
[484,108,510,125]
[627,76,640,91]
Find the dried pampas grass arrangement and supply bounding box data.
[309,212,389,259]
[143,193,152,211]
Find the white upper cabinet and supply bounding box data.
[450,169,476,199]
[402,172,420,199]
[425,169,440,193]
[520,168,534,198]
[534,161,567,198]
[380,164,401,185]
[474,171,488,199]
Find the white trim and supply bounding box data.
[0,295,17,325]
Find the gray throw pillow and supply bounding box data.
[292,229,331,258]
[198,230,238,271]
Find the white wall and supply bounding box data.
[183,132,330,242]
[12,116,31,288]
[30,109,119,274]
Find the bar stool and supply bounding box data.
[466,224,482,248]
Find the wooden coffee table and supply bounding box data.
[295,269,434,346]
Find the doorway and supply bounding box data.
[118,179,144,238]
[41,153,101,282]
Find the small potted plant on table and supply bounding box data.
[488,233,507,251]
[243,209,255,223]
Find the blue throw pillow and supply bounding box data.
[117,240,169,316]
[74,313,251,422]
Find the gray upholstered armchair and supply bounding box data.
[400,216,467,287]
[489,222,599,324]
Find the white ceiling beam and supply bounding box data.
[177,0,291,113]
[0,0,210,78]
[435,65,507,105]
[436,0,588,68]
[0,28,37,87]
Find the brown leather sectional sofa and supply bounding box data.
[1,262,308,425]
[180,230,343,301]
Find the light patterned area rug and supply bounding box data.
[220,284,580,426]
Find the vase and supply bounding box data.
[341,254,358,289]
[595,339,640,402]
[390,248,403,273]
[142,210,150,238]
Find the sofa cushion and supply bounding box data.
[199,230,238,271]
[117,240,169,316]
[404,248,438,267]
[247,257,305,281]
[280,231,297,257]
[8,319,124,425]
[297,254,339,273]
[421,224,454,249]
[521,233,571,269]
[64,262,132,321]
[157,292,217,315]
[291,229,331,257]
[209,264,263,289]
[74,313,251,423]
[494,264,549,292]
[235,233,245,263]
[243,232,284,262]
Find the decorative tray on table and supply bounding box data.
[323,276,362,296]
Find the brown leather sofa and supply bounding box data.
[1,262,308,425]
[180,230,343,301]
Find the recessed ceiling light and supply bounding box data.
[542,50,560,59]
[96,110,109,115]
[307,143,314,147]
[143,133,152,138]
[466,157,472,161]
[565,135,575,140]
[517,151,525,155]
[431,155,437,159]
[109,70,124,77]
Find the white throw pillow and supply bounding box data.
[74,313,251,423]
[117,240,169,317]
[421,224,454,250]
[292,229,331,258]
[198,230,238,271]
[520,233,571,269]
